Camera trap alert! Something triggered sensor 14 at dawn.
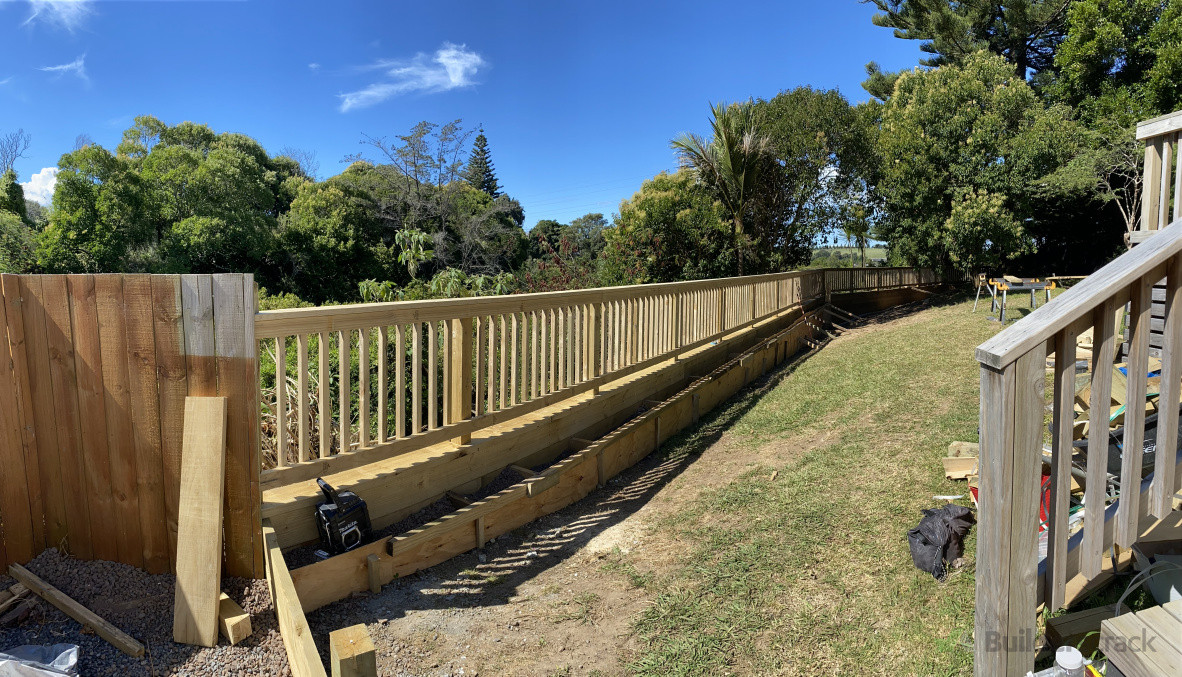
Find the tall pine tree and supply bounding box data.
[464,130,501,198]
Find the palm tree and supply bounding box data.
[671,101,771,276]
[842,205,872,267]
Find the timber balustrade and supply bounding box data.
[974,217,1182,676]
[254,267,934,486]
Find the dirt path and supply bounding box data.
[307,302,942,677]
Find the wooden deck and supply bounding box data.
[1101,599,1182,676]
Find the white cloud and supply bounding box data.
[21,0,92,33]
[339,42,485,112]
[38,54,87,83]
[308,62,320,71]
[0,76,12,86]
[20,166,57,206]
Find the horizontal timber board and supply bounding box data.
[289,311,823,612]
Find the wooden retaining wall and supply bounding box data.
[0,274,262,578]
[287,305,826,613]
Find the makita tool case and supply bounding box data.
[314,478,373,556]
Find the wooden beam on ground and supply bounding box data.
[330,624,377,677]
[263,519,327,677]
[444,491,473,507]
[8,563,145,657]
[173,396,228,647]
[943,456,979,480]
[218,592,252,645]
[367,554,381,594]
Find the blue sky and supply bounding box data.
[0,0,922,230]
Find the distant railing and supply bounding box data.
[974,218,1182,675]
[1133,110,1182,243]
[255,267,936,487]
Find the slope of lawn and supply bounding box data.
[623,294,1001,676]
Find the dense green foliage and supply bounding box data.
[7,3,1179,293]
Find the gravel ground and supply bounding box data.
[0,549,287,676]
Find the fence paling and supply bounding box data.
[0,273,262,578]
[255,267,935,489]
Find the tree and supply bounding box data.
[0,210,36,273]
[863,0,1073,78]
[842,206,872,267]
[0,129,31,173]
[278,146,321,180]
[874,52,1088,275]
[1,169,28,222]
[600,170,733,285]
[1051,0,1182,114]
[464,131,501,197]
[671,101,771,276]
[750,87,879,273]
[276,180,389,303]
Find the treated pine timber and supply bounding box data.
[262,297,815,492]
[330,624,377,677]
[288,310,823,613]
[8,563,145,657]
[173,397,228,648]
[263,520,326,677]
[218,593,252,645]
[264,304,816,548]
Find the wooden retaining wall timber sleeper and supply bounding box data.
[288,308,826,613]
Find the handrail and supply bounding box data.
[977,217,1182,369]
[254,266,936,484]
[255,267,925,339]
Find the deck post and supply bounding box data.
[975,344,1044,676]
[448,317,473,445]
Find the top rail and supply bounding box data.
[976,217,1182,369]
[255,267,928,339]
[1137,110,1182,140]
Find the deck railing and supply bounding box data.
[255,267,933,487]
[974,218,1182,675]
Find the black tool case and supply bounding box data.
[314,478,373,556]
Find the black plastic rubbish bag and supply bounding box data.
[908,505,976,580]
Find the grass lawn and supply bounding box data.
[619,294,1002,676]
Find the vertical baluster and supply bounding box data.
[395,324,406,439]
[475,316,485,416]
[1160,135,1174,229]
[548,308,557,392]
[509,313,518,406]
[1047,322,1081,611]
[531,311,540,399]
[1083,298,1120,577]
[297,334,308,463]
[358,328,370,448]
[318,331,330,458]
[377,326,387,444]
[442,320,451,426]
[412,321,422,435]
[500,314,508,409]
[428,321,439,430]
[1153,255,1182,516]
[1174,131,1182,222]
[557,307,565,390]
[338,329,350,455]
[275,336,287,467]
[487,315,496,411]
[1117,274,1155,547]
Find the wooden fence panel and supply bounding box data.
[0,274,262,578]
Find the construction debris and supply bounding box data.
[7,563,145,658]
